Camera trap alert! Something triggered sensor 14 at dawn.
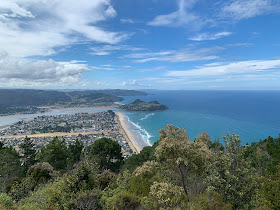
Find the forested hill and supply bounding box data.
[120,99,169,111]
[0,89,147,107]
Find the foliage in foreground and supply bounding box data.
[0,127,280,209]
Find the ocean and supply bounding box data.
[121,90,280,146]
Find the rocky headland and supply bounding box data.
[120,99,168,111]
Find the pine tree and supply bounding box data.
[20,137,37,172]
[38,137,69,171]
[69,139,84,165]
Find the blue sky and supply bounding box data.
[0,0,280,90]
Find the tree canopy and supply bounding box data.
[86,137,123,172]
[1,126,280,209]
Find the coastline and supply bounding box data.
[0,106,145,154]
[115,112,142,154]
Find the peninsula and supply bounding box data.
[120,99,168,112]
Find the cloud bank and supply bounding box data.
[0,0,128,57]
[147,0,202,28]
[166,59,280,77]
[0,51,90,88]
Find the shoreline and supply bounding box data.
[0,106,144,154]
[115,112,142,154]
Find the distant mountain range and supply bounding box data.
[0,89,147,107]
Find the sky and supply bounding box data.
[0,0,280,90]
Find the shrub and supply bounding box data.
[0,193,14,209]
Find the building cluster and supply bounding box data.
[0,111,132,158]
[0,111,118,136]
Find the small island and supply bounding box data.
[120,99,168,111]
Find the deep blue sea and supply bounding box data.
[121,90,280,146]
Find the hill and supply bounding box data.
[0,89,148,115]
[120,99,168,111]
[0,89,147,107]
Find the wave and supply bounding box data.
[126,115,152,146]
[114,102,125,105]
[140,113,155,121]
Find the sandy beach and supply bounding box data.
[115,112,142,154]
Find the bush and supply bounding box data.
[189,191,232,210]
[8,162,57,201]
[0,193,14,209]
[96,170,116,190]
[17,177,71,210]
[70,190,102,210]
[104,191,141,210]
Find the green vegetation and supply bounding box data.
[37,137,69,171]
[20,137,37,173]
[0,126,280,209]
[120,99,168,111]
[85,138,123,172]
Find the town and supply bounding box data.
[0,111,133,158]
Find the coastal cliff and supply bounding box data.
[120,99,168,111]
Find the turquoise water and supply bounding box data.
[121,90,280,146]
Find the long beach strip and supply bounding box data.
[115,112,142,154]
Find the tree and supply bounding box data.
[255,165,280,209]
[100,170,143,210]
[122,145,156,172]
[38,137,69,171]
[0,146,23,193]
[155,125,213,200]
[207,133,257,209]
[195,131,211,146]
[20,136,37,172]
[86,137,123,172]
[243,140,271,176]
[0,142,4,149]
[265,136,280,173]
[69,139,84,165]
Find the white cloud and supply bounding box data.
[125,47,222,63]
[125,51,173,59]
[92,66,121,71]
[120,18,134,24]
[143,73,280,88]
[90,45,144,56]
[166,59,280,77]
[226,43,253,47]
[0,0,129,57]
[221,0,280,20]
[147,0,202,28]
[122,80,151,87]
[0,1,35,18]
[0,51,91,87]
[189,32,232,41]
